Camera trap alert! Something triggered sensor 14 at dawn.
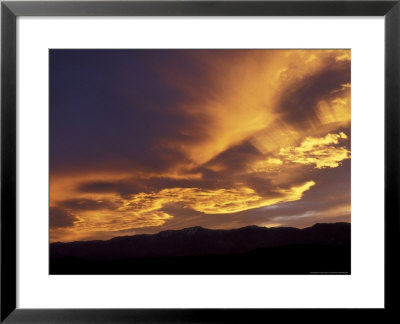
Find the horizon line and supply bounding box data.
[50,221,351,245]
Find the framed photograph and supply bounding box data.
[49,47,352,276]
[1,0,399,322]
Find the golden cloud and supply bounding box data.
[279,132,350,169]
[50,180,315,242]
[250,158,283,173]
[120,181,315,215]
[161,50,350,168]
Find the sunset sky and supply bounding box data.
[50,49,350,243]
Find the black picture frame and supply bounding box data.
[1,0,399,322]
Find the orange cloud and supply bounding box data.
[160,50,350,167]
[279,132,350,169]
[50,180,315,242]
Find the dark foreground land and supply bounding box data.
[50,222,351,275]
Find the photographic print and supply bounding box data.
[49,49,351,274]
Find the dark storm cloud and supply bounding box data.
[74,139,277,198]
[77,172,234,197]
[278,58,350,127]
[203,140,264,173]
[59,198,118,211]
[50,207,79,228]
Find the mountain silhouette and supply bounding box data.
[50,222,350,274]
